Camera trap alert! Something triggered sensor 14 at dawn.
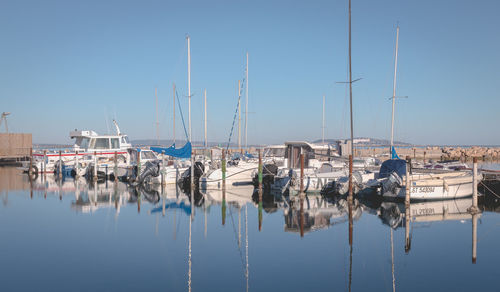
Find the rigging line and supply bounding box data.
[226,77,246,151]
[175,90,190,142]
[228,205,246,270]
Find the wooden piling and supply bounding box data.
[137,150,141,177]
[191,150,195,189]
[300,153,304,194]
[114,151,118,182]
[28,148,33,176]
[472,157,478,210]
[423,151,426,164]
[405,156,411,204]
[75,151,79,179]
[43,150,47,178]
[58,150,62,179]
[348,155,353,201]
[93,151,98,182]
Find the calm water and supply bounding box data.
[1,167,500,292]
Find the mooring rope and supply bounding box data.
[479,180,500,199]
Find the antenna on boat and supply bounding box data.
[112,119,121,136]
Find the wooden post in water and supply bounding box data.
[258,149,263,231]
[405,156,411,204]
[114,151,118,182]
[413,148,416,160]
[137,150,141,177]
[191,150,195,189]
[93,151,98,182]
[299,152,305,237]
[300,153,304,194]
[58,150,62,179]
[43,149,47,178]
[423,151,426,164]
[75,151,79,179]
[28,148,33,176]
[472,157,478,212]
[348,155,353,201]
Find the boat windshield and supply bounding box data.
[75,137,90,149]
[121,136,130,144]
[264,148,285,157]
[91,138,110,149]
[141,151,157,160]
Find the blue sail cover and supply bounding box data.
[150,142,192,158]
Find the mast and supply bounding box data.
[173,82,176,145]
[204,89,207,148]
[390,25,400,153]
[187,35,192,142]
[155,87,159,145]
[348,0,354,157]
[322,95,325,144]
[245,52,249,150]
[238,80,241,152]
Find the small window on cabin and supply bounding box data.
[80,137,90,149]
[95,138,110,149]
[89,138,96,149]
[111,138,119,149]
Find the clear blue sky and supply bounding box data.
[1,0,499,145]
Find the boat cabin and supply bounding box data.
[70,130,131,152]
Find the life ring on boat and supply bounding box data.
[28,165,38,179]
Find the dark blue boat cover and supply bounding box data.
[379,159,406,179]
[150,142,192,159]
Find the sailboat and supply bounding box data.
[374,26,479,200]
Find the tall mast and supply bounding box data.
[173,82,176,145]
[238,80,241,152]
[155,87,159,145]
[245,52,249,150]
[204,88,207,148]
[187,35,192,142]
[348,0,354,157]
[390,25,400,152]
[322,95,325,144]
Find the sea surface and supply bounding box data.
[1,167,499,292]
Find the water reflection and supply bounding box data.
[1,167,498,291]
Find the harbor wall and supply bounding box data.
[355,146,500,162]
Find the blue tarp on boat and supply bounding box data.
[150,142,192,159]
[379,159,406,179]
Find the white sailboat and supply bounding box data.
[377,26,478,200]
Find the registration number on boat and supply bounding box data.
[411,186,435,193]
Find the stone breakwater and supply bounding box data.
[356,146,500,162]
